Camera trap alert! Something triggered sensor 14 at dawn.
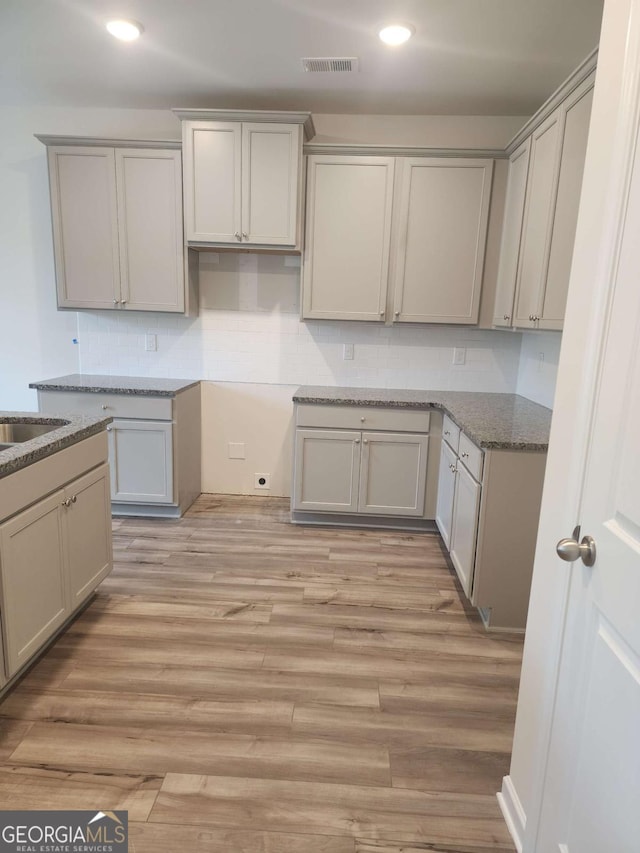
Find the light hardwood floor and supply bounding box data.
[0,494,521,852]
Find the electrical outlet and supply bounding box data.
[145,333,157,352]
[538,351,545,372]
[228,442,245,459]
[343,343,354,360]
[453,347,466,365]
[254,473,271,490]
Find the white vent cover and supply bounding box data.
[302,57,359,73]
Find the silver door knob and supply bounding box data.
[556,528,596,567]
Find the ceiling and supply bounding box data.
[0,0,604,115]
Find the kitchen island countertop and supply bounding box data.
[293,386,552,451]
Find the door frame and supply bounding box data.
[500,2,640,851]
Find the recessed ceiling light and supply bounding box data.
[106,19,144,41]
[379,24,414,46]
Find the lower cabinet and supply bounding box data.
[436,422,547,630]
[0,459,112,679]
[292,405,432,522]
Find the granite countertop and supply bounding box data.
[0,413,112,479]
[29,374,200,398]
[293,386,552,451]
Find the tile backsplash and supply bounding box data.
[77,253,523,392]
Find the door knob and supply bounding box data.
[556,526,596,567]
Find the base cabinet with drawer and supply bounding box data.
[436,413,547,630]
[35,383,201,518]
[0,433,112,687]
[292,405,434,525]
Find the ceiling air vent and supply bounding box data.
[302,57,360,73]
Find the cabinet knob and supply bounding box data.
[360,417,365,423]
[529,314,539,322]
[363,439,369,444]
[503,314,510,321]
[61,498,71,508]
[379,311,385,317]
[113,299,120,305]
[394,311,400,317]
[101,404,109,410]
[242,232,249,240]
[444,430,450,436]
[461,452,469,458]
[234,232,241,240]
[71,495,77,503]
[121,300,127,306]
[106,426,112,432]
[354,439,360,444]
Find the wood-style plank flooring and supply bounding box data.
[0,495,522,852]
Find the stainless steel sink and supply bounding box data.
[0,421,65,444]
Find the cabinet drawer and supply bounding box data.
[458,432,484,482]
[38,390,173,421]
[296,404,430,433]
[442,414,460,453]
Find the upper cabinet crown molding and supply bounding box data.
[34,134,181,150]
[505,47,598,156]
[304,143,507,159]
[172,108,315,141]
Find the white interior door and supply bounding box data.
[535,60,640,853]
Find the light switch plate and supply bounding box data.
[453,347,466,365]
[343,344,354,361]
[145,334,157,352]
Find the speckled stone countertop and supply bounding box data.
[293,386,552,451]
[0,413,112,479]
[29,374,200,398]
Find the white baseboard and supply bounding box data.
[497,775,526,853]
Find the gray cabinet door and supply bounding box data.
[302,156,395,321]
[63,464,113,608]
[115,148,185,312]
[435,439,458,548]
[449,462,482,598]
[358,432,429,516]
[293,428,361,513]
[0,491,68,677]
[392,158,493,324]
[48,146,120,309]
[108,419,174,504]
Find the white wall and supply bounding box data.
[516,331,562,408]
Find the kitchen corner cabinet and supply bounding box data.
[435,414,547,630]
[0,436,112,683]
[40,138,187,313]
[494,72,595,331]
[179,112,310,248]
[392,159,493,324]
[292,405,433,523]
[301,154,493,325]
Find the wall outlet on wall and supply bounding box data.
[453,347,466,365]
[145,333,157,352]
[538,351,545,372]
[343,343,354,361]
[228,442,245,459]
[254,473,271,490]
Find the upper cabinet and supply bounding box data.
[302,153,494,324]
[303,155,395,321]
[175,110,314,250]
[392,158,493,324]
[493,70,595,331]
[39,137,189,314]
